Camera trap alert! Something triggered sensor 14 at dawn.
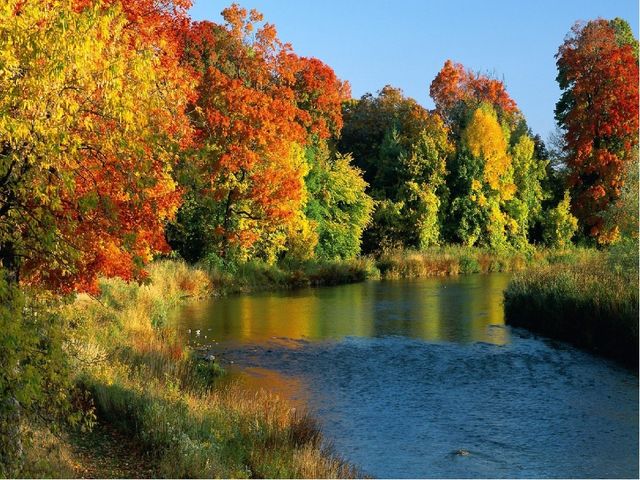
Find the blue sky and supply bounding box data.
[189,1,638,141]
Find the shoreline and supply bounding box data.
[22,246,635,477]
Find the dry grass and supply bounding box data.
[504,251,639,367]
[374,246,597,279]
[60,260,358,478]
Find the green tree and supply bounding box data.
[340,86,451,252]
[506,134,548,247]
[304,143,374,260]
[542,191,579,248]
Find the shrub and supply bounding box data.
[542,191,578,248]
[0,273,91,475]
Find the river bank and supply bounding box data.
[504,250,639,369]
[20,246,624,477]
[201,246,594,295]
[23,261,358,478]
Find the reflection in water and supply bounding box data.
[172,274,639,478]
[219,366,309,410]
[173,274,512,347]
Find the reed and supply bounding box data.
[504,251,639,368]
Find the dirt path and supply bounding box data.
[67,422,156,479]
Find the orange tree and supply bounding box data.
[0,1,193,472]
[169,4,353,263]
[0,0,193,293]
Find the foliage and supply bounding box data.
[604,158,639,272]
[555,18,639,241]
[541,191,579,248]
[464,106,514,196]
[450,105,515,249]
[429,59,522,132]
[425,61,549,251]
[303,142,374,260]
[0,0,192,292]
[0,272,90,475]
[340,86,452,253]
[339,85,433,185]
[169,8,349,262]
[507,134,548,246]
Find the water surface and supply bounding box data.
[173,274,639,478]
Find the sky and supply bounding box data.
[189,0,639,141]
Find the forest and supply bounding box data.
[0,0,638,477]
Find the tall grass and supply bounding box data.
[504,250,639,368]
[202,256,379,294]
[374,246,593,279]
[200,247,593,292]
[61,260,358,478]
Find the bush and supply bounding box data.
[0,273,91,475]
[458,254,481,273]
[542,191,578,248]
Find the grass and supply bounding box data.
[504,249,639,368]
[22,260,359,478]
[19,246,614,477]
[202,257,380,294]
[374,245,594,279]
[202,246,594,293]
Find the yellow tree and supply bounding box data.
[0,0,193,292]
[462,105,517,248]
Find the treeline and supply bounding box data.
[0,0,369,293]
[0,0,638,474]
[0,2,638,294]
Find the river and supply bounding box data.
[172,274,639,478]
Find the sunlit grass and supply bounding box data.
[62,260,358,478]
[504,250,639,367]
[374,245,592,279]
[201,256,380,294]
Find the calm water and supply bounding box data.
[173,274,639,478]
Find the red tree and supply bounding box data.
[179,5,348,256]
[1,0,194,292]
[555,18,639,240]
[429,59,519,127]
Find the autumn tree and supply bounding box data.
[446,105,515,248]
[339,86,452,252]
[0,0,193,292]
[555,18,639,242]
[430,60,522,135]
[286,56,351,140]
[167,5,352,264]
[170,11,305,262]
[429,60,549,249]
[303,142,373,260]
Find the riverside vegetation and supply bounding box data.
[505,250,639,368]
[7,246,624,477]
[0,1,637,477]
[12,261,359,478]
